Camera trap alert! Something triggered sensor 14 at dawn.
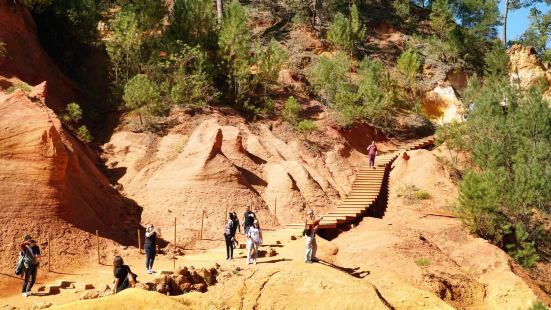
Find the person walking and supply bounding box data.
[304,210,323,264]
[246,220,262,265]
[224,213,236,261]
[20,235,40,297]
[144,224,161,274]
[367,141,378,168]
[113,256,136,294]
[242,205,256,235]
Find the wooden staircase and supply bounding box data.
[282,136,436,237]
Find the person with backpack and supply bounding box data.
[246,220,262,265]
[144,224,161,274]
[304,210,323,264]
[224,213,236,261]
[112,256,136,294]
[242,205,256,235]
[367,141,378,168]
[230,212,240,250]
[19,235,40,297]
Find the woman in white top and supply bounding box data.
[246,220,262,265]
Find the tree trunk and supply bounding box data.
[313,0,322,29]
[216,0,224,24]
[502,0,509,44]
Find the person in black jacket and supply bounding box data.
[242,206,256,235]
[224,213,235,260]
[112,256,135,294]
[144,224,161,274]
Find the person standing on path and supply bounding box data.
[144,224,161,274]
[304,210,323,264]
[224,213,236,260]
[367,141,378,168]
[20,235,40,297]
[230,212,240,249]
[242,205,256,235]
[246,220,262,265]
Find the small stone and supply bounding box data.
[100,284,111,292]
[80,290,100,300]
[74,283,95,290]
[193,283,207,292]
[180,282,192,292]
[239,244,246,249]
[268,247,277,257]
[276,241,281,245]
[37,285,46,292]
[290,236,297,240]
[32,302,52,309]
[120,245,128,250]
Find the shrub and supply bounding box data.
[123,74,164,124]
[430,0,456,39]
[76,125,93,143]
[62,102,83,123]
[327,5,365,53]
[283,96,301,124]
[415,258,431,267]
[527,301,548,310]
[254,40,287,95]
[106,10,143,93]
[0,41,6,58]
[6,82,31,94]
[309,51,350,103]
[415,190,431,200]
[167,0,217,48]
[218,1,252,105]
[327,13,352,51]
[296,120,318,133]
[392,0,411,21]
[504,224,539,268]
[397,48,422,87]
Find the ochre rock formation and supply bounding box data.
[423,83,464,124]
[508,44,551,104]
[0,85,139,271]
[0,0,78,112]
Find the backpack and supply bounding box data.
[15,252,24,275]
[303,221,311,237]
[21,246,36,268]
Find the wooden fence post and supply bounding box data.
[137,228,141,254]
[200,210,204,240]
[173,218,176,270]
[48,232,51,272]
[96,230,100,265]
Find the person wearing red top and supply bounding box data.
[304,210,323,264]
[367,141,378,168]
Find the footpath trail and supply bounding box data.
[0,136,435,310]
[281,135,435,237]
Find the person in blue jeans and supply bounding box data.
[144,224,161,274]
[20,236,40,297]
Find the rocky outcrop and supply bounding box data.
[423,83,464,124]
[0,0,78,112]
[0,85,139,271]
[102,115,387,242]
[508,44,551,103]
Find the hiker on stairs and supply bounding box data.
[305,210,323,264]
[367,141,378,168]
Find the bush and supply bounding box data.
[62,102,83,123]
[254,40,287,95]
[448,78,551,266]
[283,96,301,124]
[430,0,456,39]
[415,258,431,267]
[397,48,422,87]
[296,120,318,133]
[6,82,31,94]
[123,74,165,124]
[76,125,93,143]
[106,10,143,94]
[309,52,350,103]
[167,0,217,48]
[415,190,431,200]
[392,0,411,21]
[326,5,365,53]
[0,41,6,58]
[219,1,252,105]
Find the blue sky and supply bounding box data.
[498,0,551,41]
